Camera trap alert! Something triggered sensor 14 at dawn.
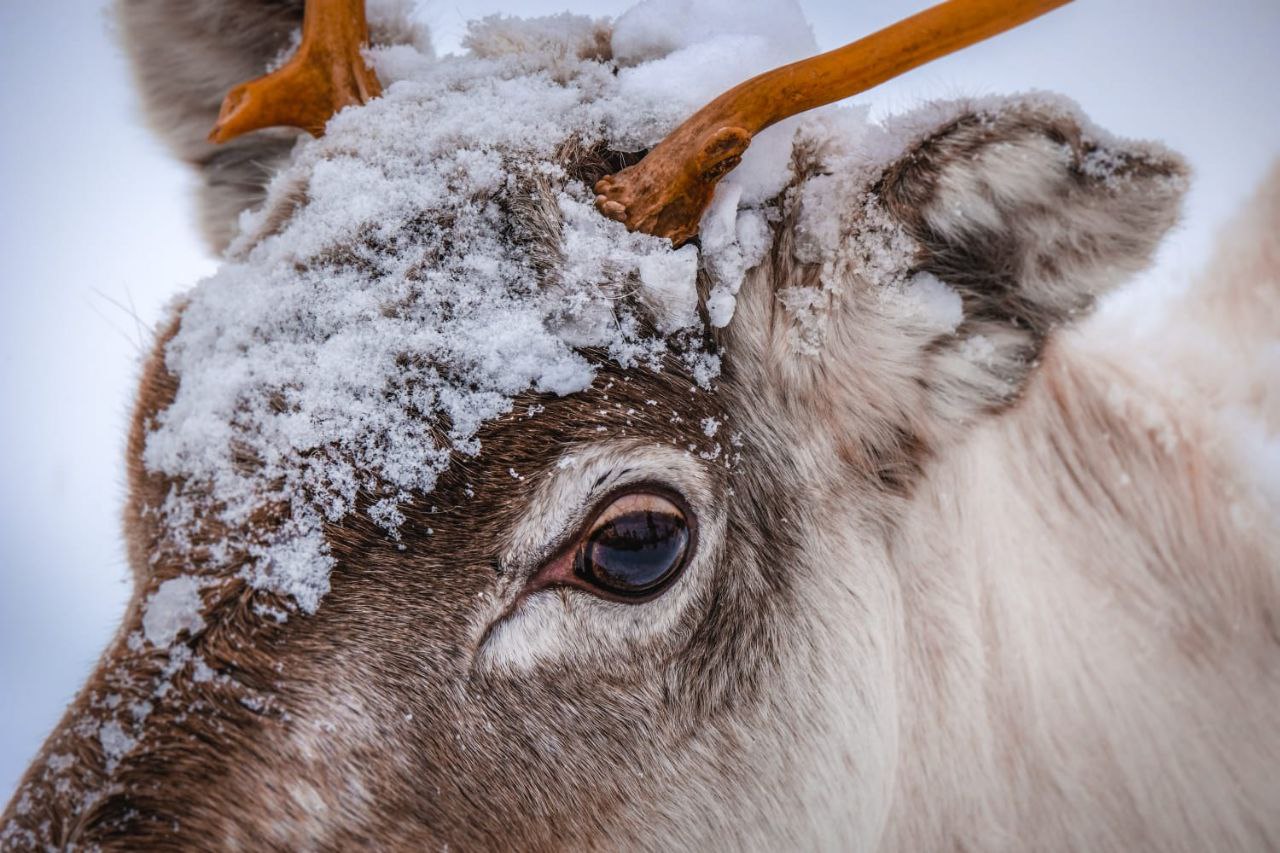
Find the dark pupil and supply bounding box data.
[580,510,689,596]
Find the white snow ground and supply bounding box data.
[1,0,1277,800]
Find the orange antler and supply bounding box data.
[594,0,1073,245]
[209,0,382,143]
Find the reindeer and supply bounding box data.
[3,0,1277,849]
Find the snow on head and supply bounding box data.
[142,2,820,618]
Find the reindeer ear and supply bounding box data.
[878,100,1189,341]
[116,0,427,253]
[116,0,311,253]
[744,101,1190,440]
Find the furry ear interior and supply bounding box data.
[878,101,1189,341]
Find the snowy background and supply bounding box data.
[1,0,1276,800]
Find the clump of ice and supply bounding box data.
[701,184,774,327]
[143,1,825,618]
[97,721,137,775]
[141,576,206,648]
[637,244,700,331]
[904,272,965,333]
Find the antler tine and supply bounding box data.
[209,0,382,144]
[594,0,1073,246]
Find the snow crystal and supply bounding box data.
[97,721,137,774]
[462,12,610,64]
[904,272,965,334]
[141,576,206,648]
[701,184,774,327]
[958,334,998,366]
[191,658,216,684]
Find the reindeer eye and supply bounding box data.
[574,491,692,601]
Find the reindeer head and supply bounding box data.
[3,1,1186,848]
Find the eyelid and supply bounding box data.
[572,482,694,549]
[587,492,683,534]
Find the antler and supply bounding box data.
[209,0,382,143]
[594,0,1073,245]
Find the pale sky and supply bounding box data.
[1,0,1277,798]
